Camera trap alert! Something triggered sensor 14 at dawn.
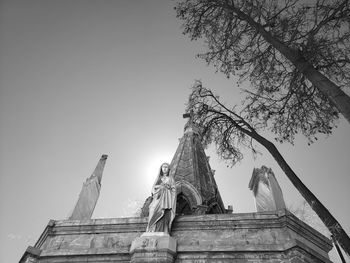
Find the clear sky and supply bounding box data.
[0,1,349,262]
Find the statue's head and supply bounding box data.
[160,162,170,176]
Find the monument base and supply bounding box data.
[130,232,177,263]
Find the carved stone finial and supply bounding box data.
[226,205,233,214]
[249,166,286,212]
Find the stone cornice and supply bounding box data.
[35,210,331,253]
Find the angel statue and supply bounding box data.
[146,162,176,234]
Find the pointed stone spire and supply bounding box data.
[169,113,226,215]
[68,154,108,220]
[182,111,201,136]
[140,114,227,217]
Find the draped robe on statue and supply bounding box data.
[146,166,176,234]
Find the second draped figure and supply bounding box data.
[146,162,176,234]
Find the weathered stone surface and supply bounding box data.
[169,120,226,214]
[68,155,108,220]
[19,246,41,263]
[140,120,226,217]
[140,196,153,217]
[23,210,332,262]
[175,248,325,263]
[130,233,177,263]
[249,166,286,212]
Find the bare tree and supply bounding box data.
[175,0,350,142]
[187,80,350,255]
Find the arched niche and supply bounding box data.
[207,201,225,214]
[176,193,192,215]
[175,180,202,215]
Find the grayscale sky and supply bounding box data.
[0,1,349,262]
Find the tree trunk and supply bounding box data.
[250,131,350,255]
[223,3,350,253]
[230,5,350,124]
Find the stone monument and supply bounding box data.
[19,117,333,262]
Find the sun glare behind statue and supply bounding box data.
[143,150,174,189]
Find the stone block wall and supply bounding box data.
[20,210,332,263]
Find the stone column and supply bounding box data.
[130,232,177,263]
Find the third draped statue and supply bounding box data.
[146,162,176,234]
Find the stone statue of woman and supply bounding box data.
[146,162,176,234]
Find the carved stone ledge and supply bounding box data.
[19,246,41,263]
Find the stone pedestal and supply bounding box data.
[130,232,177,263]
